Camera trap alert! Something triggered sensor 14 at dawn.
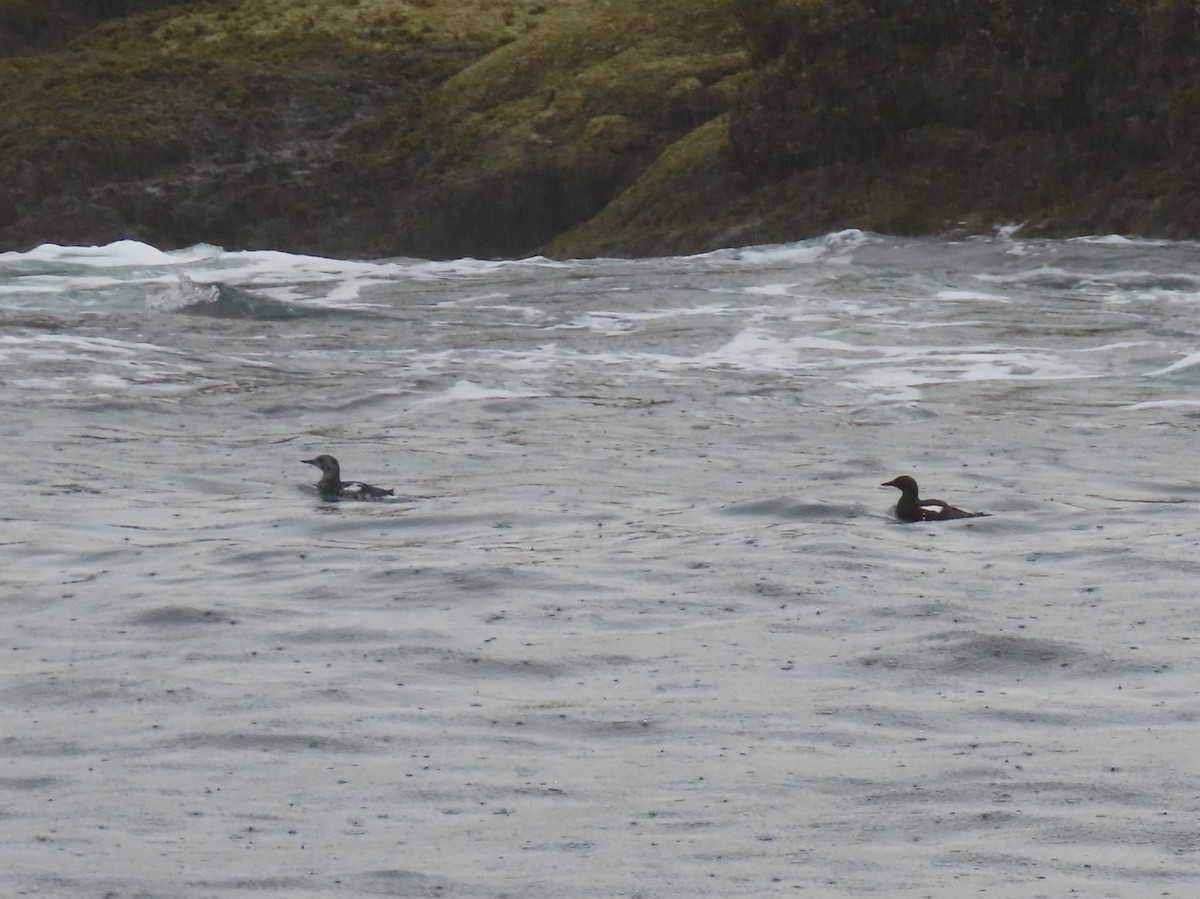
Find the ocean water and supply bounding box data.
[2,231,1199,897]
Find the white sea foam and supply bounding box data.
[702,229,871,267]
[1123,399,1200,410]
[1145,351,1200,376]
[417,378,544,405]
[935,288,1010,302]
[1070,233,1173,247]
[0,239,204,267]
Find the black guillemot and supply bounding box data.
[881,475,986,522]
[302,454,394,499]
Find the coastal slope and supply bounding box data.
[2,0,1199,258]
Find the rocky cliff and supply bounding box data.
[2,0,1199,259]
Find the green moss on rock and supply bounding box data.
[545,114,751,257]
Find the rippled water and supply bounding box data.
[2,232,1199,897]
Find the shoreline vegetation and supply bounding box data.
[3,0,1200,259]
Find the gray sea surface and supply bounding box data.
[2,231,1199,896]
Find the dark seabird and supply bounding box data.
[302,454,394,499]
[881,475,986,522]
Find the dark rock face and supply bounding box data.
[726,0,1200,239]
[0,0,193,56]
[2,1,1200,259]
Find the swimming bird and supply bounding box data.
[881,475,985,522]
[302,454,394,499]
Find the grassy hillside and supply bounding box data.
[3,0,1200,257]
[0,0,745,257]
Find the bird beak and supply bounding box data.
[302,458,318,466]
